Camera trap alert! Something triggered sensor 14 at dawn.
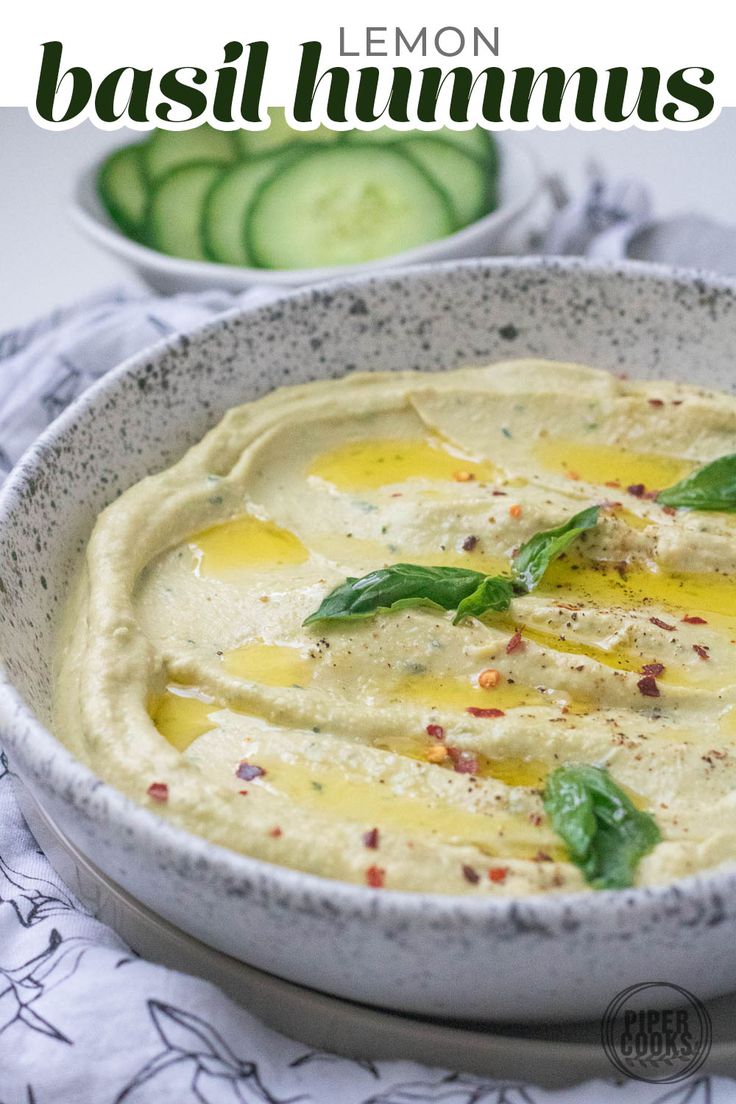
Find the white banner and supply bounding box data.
[1,0,735,130]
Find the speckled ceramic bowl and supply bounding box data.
[1,258,735,1023]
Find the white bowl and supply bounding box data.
[1,258,735,1023]
[69,137,540,294]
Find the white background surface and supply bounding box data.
[3,105,736,331]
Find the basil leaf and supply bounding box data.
[303,563,485,625]
[512,505,600,593]
[453,575,515,624]
[304,506,602,626]
[543,765,660,890]
[657,453,736,511]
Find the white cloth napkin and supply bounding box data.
[3,184,736,1102]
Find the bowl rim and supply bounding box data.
[2,254,735,925]
[69,135,541,286]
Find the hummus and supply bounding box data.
[54,360,736,894]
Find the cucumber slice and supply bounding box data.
[346,125,495,165]
[235,107,337,156]
[97,145,148,238]
[203,152,293,266]
[247,146,454,270]
[444,128,497,166]
[400,137,490,226]
[147,162,223,261]
[143,125,236,180]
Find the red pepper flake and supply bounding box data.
[447,747,480,774]
[489,866,509,883]
[238,789,249,796]
[534,851,553,863]
[662,505,676,517]
[426,723,445,740]
[365,864,385,888]
[466,706,505,718]
[682,615,708,625]
[528,813,543,827]
[268,826,282,837]
[637,675,660,697]
[650,617,675,632]
[235,761,266,781]
[627,483,646,497]
[605,480,621,489]
[462,535,479,552]
[506,629,524,654]
[146,781,169,803]
[648,398,665,407]
[362,827,380,849]
[641,662,665,677]
[693,644,710,660]
[462,864,480,884]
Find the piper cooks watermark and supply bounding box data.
[601,982,712,1083]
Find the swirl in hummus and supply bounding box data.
[54,360,736,894]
